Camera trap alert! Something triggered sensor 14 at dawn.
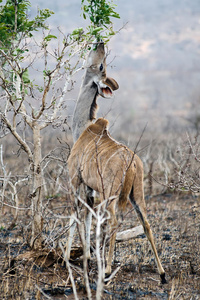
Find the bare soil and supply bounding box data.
[0,193,200,299]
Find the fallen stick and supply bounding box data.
[116,225,144,242]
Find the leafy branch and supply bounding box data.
[0,0,54,52]
[81,0,120,42]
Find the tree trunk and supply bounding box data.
[30,122,43,249]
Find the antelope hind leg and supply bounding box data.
[143,218,167,284]
[129,192,166,283]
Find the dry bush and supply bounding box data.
[142,132,200,196]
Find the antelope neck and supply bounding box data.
[72,81,99,142]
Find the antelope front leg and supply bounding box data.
[105,205,117,276]
[105,230,117,275]
[85,186,94,260]
[65,214,77,260]
[85,210,92,259]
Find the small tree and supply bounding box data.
[0,0,120,249]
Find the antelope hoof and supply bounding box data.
[160,273,167,284]
[105,265,112,280]
[105,272,111,279]
[87,258,92,268]
[104,271,112,284]
[105,265,111,276]
[86,254,91,261]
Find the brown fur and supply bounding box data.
[67,117,166,281]
[68,117,144,212]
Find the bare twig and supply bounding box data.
[59,241,79,300]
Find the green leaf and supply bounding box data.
[44,34,57,42]
[91,27,103,34]
[22,69,30,84]
[71,27,83,35]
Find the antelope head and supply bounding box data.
[84,41,119,99]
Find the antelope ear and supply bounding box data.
[104,77,119,91]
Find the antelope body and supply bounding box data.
[67,118,166,283]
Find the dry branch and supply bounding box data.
[116,225,144,242]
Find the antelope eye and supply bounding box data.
[99,63,103,71]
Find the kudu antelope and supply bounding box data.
[67,43,166,284]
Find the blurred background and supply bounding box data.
[30,0,200,141]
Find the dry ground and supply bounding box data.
[0,192,199,299]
